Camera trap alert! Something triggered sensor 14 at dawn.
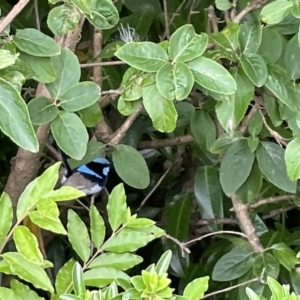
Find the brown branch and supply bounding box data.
[249,195,296,209]
[34,0,40,31]
[162,0,170,39]
[109,104,144,146]
[0,0,30,34]
[197,218,238,226]
[232,0,268,23]
[93,28,103,86]
[138,134,194,149]
[230,0,238,20]
[239,103,257,135]
[262,205,296,219]
[231,194,263,253]
[163,234,191,256]
[80,61,125,68]
[206,5,219,33]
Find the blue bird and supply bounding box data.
[59,149,110,195]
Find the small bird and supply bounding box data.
[59,149,110,195]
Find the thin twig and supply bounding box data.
[197,218,238,226]
[101,89,122,95]
[187,0,196,23]
[137,163,173,212]
[230,0,238,20]
[163,234,191,256]
[0,0,30,33]
[206,6,219,33]
[80,61,125,68]
[239,103,257,135]
[249,195,296,209]
[232,0,268,23]
[138,135,194,149]
[262,205,296,220]
[162,0,170,39]
[34,0,40,31]
[169,0,187,27]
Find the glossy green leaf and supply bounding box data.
[271,243,297,272]
[239,22,262,55]
[220,140,255,196]
[29,199,67,235]
[10,279,45,300]
[253,252,279,279]
[55,258,76,295]
[186,57,236,94]
[115,42,168,72]
[112,144,150,189]
[121,67,143,101]
[83,267,130,287]
[13,28,60,57]
[257,142,296,193]
[89,204,105,248]
[212,247,253,281]
[13,225,44,265]
[0,49,18,69]
[70,0,91,14]
[0,287,21,300]
[265,63,300,112]
[118,96,142,116]
[67,210,90,263]
[168,25,208,62]
[190,110,216,151]
[59,82,101,112]
[0,192,12,247]
[28,96,58,125]
[89,252,143,270]
[107,183,127,232]
[246,287,261,300]
[143,84,177,132]
[285,34,300,79]
[240,53,267,87]
[264,94,282,127]
[19,52,56,83]
[127,218,155,228]
[0,70,25,91]
[2,252,54,293]
[78,102,102,127]
[261,0,293,24]
[50,111,88,160]
[210,132,243,154]
[195,166,223,231]
[39,186,85,202]
[267,277,284,299]
[47,4,80,36]
[103,228,158,252]
[85,0,119,30]
[155,250,172,276]
[46,48,80,99]
[248,111,263,137]
[73,262,86,297]
[285,136,300,180]
[215,96,235,132]
[156,62,193,101]
[183,276,209,300]
[0,78,38,152]
[17,162,61,221]
[216,0,232,10]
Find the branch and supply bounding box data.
[138,134,194,149]
[232,0,268,23]
[249,195,296,209]
[162,0,170,39]
[197,218,238,226]
[231,194,264,253]
[0,0,30,34]
[206,5,219,33]
[262,205,296,219]
[80,61,125,68]
[239,103,258,135]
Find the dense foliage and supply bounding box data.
[2,0,300,299]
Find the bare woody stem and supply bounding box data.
[138,135,194,149]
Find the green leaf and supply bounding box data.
[156,62,194,101]
[40,186,85,202]
[195,166,223,231]
[17,162,61,221]
[267,277,284,300]
[115,42,168,72]
[29,198,67,235]
[220,140,255,196]
[83,267,130,287]
[246,287,261,300]
[261,0,293,24]
[257,142,296,193]
[0,192,12,247]
[121,67,143,101]
[285,136,300,180]
[67,210,90,263]
[89,253,143,270]
[10,279,45,300]
[103,228,158,252]
[248,111,263,137]
[143,84,177,132]
[0,79,38,152]
[89,204,105,248]
[168,25,208,63]
[239,22,262,55]
[13,225,44,265]
[190,110,216,151]
[215,97,235,132]
[78,102,102,127]
[240,53,267,87]
[73,262,86,297]
[46,48,80,99]
[19,52,56,83]
[0,49,18,69]
[13,28,60,57]
[107,183,127,232]
[84,0,119,30]
[216,0,232,10]
[210,132,243,154]
[271,243,297,271]
[127,218,155,228]
[183,276,209,300]
[59,82,100,112]
[28,96,58,125]
[264,94,282,127]
[265,63,300,112]
[47,5,81,36]
[212,247,253,281]
[112,144,150,189]
[155,250,172,275]
[118,96,142,116]
[0,287,21,300]
[284,34,300,79]
[55,258,76,295]
[186,57,237,94]
[50,111,88,160]
[2,252,54,293]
